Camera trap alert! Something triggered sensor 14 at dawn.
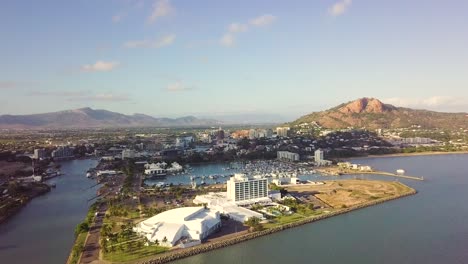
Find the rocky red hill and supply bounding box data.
[292,98,468,129]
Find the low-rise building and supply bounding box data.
[122,149,136,159]
[193,192,265,222]
[134,207,221,247]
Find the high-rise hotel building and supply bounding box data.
[227,174,268,202]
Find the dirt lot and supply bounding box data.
[286,180,413,209]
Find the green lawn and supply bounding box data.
[103,245,169,263]
[69,232,88,264]
[263,214,304,229]
[263,210,327,229]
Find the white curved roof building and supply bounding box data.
[134,207,221,247]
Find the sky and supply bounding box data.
[1,0,468,121]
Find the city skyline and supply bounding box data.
[1,0,468,118]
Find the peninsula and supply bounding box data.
[67,158,416,264]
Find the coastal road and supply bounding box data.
[79,203,108,264]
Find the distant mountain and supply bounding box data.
[291,98,468,129]
[0,107,221,129]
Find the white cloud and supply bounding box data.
[220,33,235,47]
[220,14,276,47]
[81,61,120,72]
[383,96,468,112]
[249,14,277,27]
[228,23,248,33]
[124,34,176,48]
[329,0,352,17]
[166,81,194,92]
[147,0,173,24]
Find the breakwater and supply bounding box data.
[137,187,417,264]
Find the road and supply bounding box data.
[79,203,108,264]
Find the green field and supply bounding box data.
[103,245,169,263]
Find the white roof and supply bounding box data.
[135,207,219,246]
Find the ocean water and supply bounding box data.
[172,154,468,264]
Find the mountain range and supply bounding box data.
[1,98,467,130]
[0,107,221,129]
[291,98,468,130]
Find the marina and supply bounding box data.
[144,160,319,187]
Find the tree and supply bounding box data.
[74,222,89,237]
[244,216,263,232]
[162,236,168,244]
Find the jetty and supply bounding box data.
[317,166,424,181]
[359,171,424,181]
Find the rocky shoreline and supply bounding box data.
[136,188,417,264]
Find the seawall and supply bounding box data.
[136,188,417,264]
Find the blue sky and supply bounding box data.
[1,0,468,120]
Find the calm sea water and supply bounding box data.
[0,159,99,264]
[172,154,468,264]
[1,155,467,264]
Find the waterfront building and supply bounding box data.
[193,192,265,222]
[96,170,118,177]
[277,151,300,162]
[133,207,221,247]
[33,148,47,160]
[144,163,167,178]
[51,146,74,160]
[121,149,136,159]
[314,149,332,166]
[276,127,290,138]
[226,174,268,203]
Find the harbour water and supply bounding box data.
[172,154,468,264]
[0,154,467,264]
[144,161,321,186]
[0,159,99,264]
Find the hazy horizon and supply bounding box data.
[1,0,468,117]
